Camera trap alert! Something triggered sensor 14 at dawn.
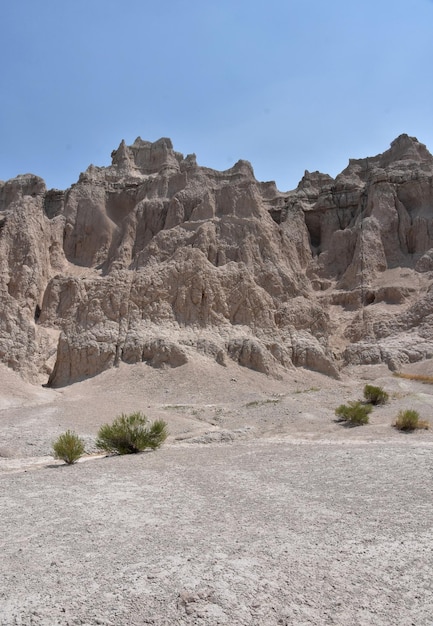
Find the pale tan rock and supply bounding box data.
[415,248,433,272]
[0,179,68,381]
[1,135,433,384]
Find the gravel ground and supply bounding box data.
[1,361,433,625]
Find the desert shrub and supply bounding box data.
[52,430,85,465]
[96,412,168,455]
[335,401,372,425]
[363,384,389,405]
[393,372,433,385]
[394,409,429,431]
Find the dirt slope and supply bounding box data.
[1,360,433,625]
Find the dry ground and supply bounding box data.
[1,359,433,625]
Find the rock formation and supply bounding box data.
[1,134,433,385]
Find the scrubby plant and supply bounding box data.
[394,409,430,431]
[96,412,168,455]
[393,372,433,385]
[245,398,281,408]
[363,384,389,405]
[52,430,85,465]
[335,401,372,426]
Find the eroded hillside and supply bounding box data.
[1,134,432,385]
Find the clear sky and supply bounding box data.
[1,0,433,191]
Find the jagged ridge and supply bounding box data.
[1,134,433,385]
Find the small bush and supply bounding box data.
[363,384,389,405]
[96,412,168,455]
[52,430,85,465]
[335,401,372,425]
[394,409,429,431]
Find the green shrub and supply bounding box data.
[335,401,372,425]
[363,384,389,405]
[393,372,433,384]
[394,409,429,431]
[96,412,168,455]
[52,430,85,465]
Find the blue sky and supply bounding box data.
[1,0,433,191]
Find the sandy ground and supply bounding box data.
[1,359,433,625]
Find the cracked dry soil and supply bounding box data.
[1,360,433,625]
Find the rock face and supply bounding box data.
[1,134,433,385]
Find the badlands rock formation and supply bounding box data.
[1,134,433,385]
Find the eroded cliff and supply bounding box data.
[1,134,432,385]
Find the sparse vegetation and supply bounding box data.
[363,384,389,405]
[394,409,430,432]
[52,430,85,465]
[245,398,281,408]
[96,412,168,454]
[393,373,433,385]
[163,404,189,410]
[335,401,372,426]
[294,387,320,394]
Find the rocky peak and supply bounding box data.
[295,171,335,201]
[382,134,432,166]
[1,135,433,385]
[0,174,46,212]
[111,136,184,175]
[340,134,433,184]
